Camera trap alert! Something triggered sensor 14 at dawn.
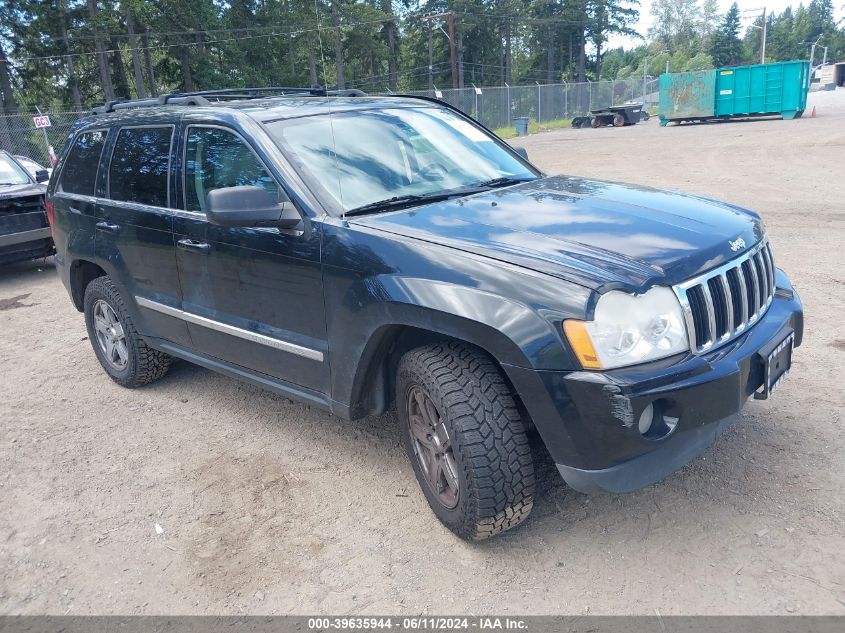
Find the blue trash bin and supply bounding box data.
[514,117,529,137]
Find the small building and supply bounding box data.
[818,63,845,90]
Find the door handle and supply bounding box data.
[177,238,211,253]
[95,221,121,234]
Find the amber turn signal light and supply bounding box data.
[563,320,602,370]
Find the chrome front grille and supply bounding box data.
[674,240,775,353]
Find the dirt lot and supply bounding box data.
[2,90,844,616]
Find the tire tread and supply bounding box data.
[84,276,171,388]
[398,341,535,540]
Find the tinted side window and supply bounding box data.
[109,126,173,207]
[58,131,107,196]
[184,127,278,213]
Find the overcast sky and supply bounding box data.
[607,0,845,49]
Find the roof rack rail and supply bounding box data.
[92,85,367,114]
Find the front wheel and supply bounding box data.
[396,342,535,540]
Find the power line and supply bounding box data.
[5,8,647,67]
[2,15,400,65]
[454,11,594,27]
[347,63,452,88]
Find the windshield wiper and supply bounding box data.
[471,176,536,189]
[344,176,537,217]
[345,191,467,217]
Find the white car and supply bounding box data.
[14,155,52,181]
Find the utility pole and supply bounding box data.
[743,8,767,64]
[421,12,458,90]
[809,34,823,70]
[427,19,433,91]
[448,12,458,89]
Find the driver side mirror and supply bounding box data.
[35,169,50,183]
[206,185,301,229]
[512,147,529,161]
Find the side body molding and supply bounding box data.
[135,296,325,362]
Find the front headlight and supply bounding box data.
[563,286,689,370]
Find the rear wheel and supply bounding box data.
[84,275,171,388]
[591,117,603,128]
[396,342,535,540]
[613,113,626,127]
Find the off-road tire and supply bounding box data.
[396,342,535,540]
[84,275,171,388]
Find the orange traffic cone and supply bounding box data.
[810,106,816,118]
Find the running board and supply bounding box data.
[151,340,332,412]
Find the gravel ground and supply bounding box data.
[1,90,844,616]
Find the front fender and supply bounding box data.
[322,220,593,416]
[369,276,564,365]
[326,273,589,417]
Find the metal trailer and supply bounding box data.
[571,103,648,129]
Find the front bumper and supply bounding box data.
[0,228,53,265]
[505,269,803,494]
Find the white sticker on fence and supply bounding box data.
[719,90,733,96]
[33,115,51,128]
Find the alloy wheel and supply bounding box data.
[92,299,129,371]
[406,385,460,509]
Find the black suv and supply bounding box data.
[48,89,803,540]
[1,150,52,265]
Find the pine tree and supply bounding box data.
[710,2,743,67]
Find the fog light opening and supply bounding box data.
[638,403,655,435]
[638,400,679,441]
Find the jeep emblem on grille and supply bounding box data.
[729,237,746,252]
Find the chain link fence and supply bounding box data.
[405,77,660,130]
[0,78,660,165]
[0,110,86,167]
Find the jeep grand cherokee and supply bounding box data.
[47,89,803,540]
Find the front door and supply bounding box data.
[172,124,328,394]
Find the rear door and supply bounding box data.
[49,128,107,271]
[96,124,191,347]
[171,123,328,394]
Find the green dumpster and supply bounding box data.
[658,60,810,125]
[714,61,809,120]
[658,70,717,125]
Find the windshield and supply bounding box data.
[0,153,32,185]
[265,106,536,213]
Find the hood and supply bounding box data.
[0,183,45,200]
[351,175,765,291]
